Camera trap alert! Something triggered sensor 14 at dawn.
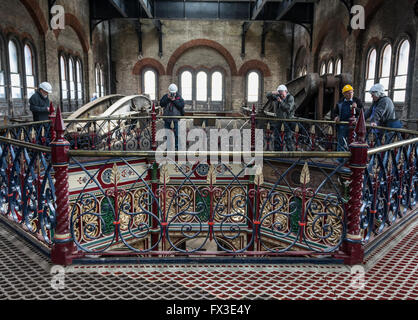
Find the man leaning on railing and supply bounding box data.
[365,83,403,144]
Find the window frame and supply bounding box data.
[335,57,342,75]
[393,38,411,104]
[179,68,194,103]
[364,47,378,103]
[141,67,158,102]
[0,33,7,103]
[327,59,334,75]
[378,42,393,97]
[7,37,23,101]
[319,61,326,76]
[245,69,263,105]
[195,69,209,102]
[22,41,37,100]
[210,69,225,104]
[75,58,84,105]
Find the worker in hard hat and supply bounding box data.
[159,83,185,150]
[365,83,402,128]
[334,84,364,154]
[267,84,295,151]
[365,83,402,144]
[29,82,52,122]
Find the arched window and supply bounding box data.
[393,39,410,103]
[327,60,334,74]
[196,71,207,101]
[335,58,342,75]
[8,40,21,99]
[24,44,36,98]
[76,59,83,104]
[60,55,68,100]
[320,62,326,76]
[95,65,100,97]
[211,71,223,102]
[379,44,392,96]
[69,58,76,101]
[0,43,5,99]
[95,64,105,97]
[180,70,192,101]
[302,66,307,76]
[100,68,105,97]
[365,48,377,102]
[247,71,260,103]
[143,69,157,100]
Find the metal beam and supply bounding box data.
[252,0,268,20]
[241,22,252,58]
[138,0,153,19]
[261,22,271,57]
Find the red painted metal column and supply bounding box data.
[344,109,368,265]
[49,102,56,143]
[50,107,74,266]
[150,103,159,249]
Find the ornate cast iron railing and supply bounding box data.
[67,153,349,256]
[0,105,417,266]
[0,135,56,246]
[360,137,418,245]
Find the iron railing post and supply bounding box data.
[50,107,74,265]
[344,109,368,265]
[251,104,256,152]
[49,101,56,143]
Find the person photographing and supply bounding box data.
[266,85,295,150]
[159,84,185,151]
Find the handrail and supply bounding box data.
[0,136,52,153]
[367,137,418,156]
[68,149,351,158]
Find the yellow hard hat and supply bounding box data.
[342,84,354,93]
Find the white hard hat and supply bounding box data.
[168,84,178,93]
[39,82,52,94]
[277,85,288,92]
[370,83,385,94]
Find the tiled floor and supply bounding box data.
[0,215,417,300]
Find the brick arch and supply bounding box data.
[132,58,166,75]
[238,59,272,77]
[166,39,238,76]
[19,0,48,35]
[54,13,89,53]
[353,0,386,39]
[312,18,349,71]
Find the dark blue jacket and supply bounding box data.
[29,90,50,121]
[160,93,185,123]
[334,97,364,121]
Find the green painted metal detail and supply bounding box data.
[101,198,115,235]
[290,197,302,234]
[195,193,210,222]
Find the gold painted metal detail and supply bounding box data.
[160,165,170,184]
[111,163,121,185]
[207,165,217,185]
[300,162,310,185]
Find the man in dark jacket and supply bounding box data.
[267,84,295,151]
[159,83,185,150]
[365,84,402,128]
[334,84,364,153]
[29,82,52,122]
[365,83,402,144]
